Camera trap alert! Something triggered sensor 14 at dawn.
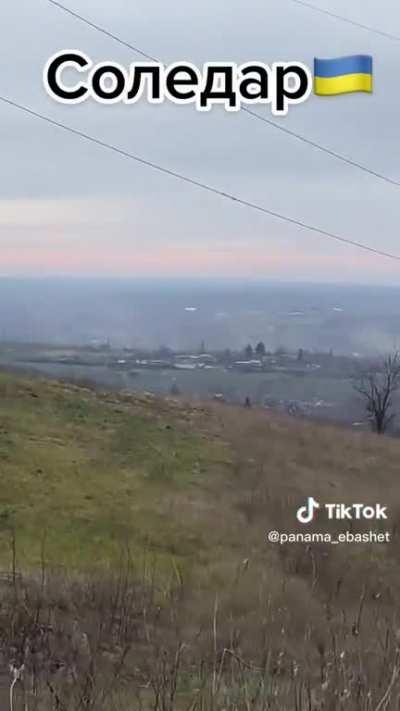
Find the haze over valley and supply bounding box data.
[2,278,399,354]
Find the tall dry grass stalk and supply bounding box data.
[0,548,398,710]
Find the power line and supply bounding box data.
[1,94,399,262]
[243,107,400,188]
[45,0,400,190]
[288,0,400,42]
[47,0,159,61]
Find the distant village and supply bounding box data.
[13,339,355,378]
[109,344,322,374]
[0,339,364,425]
[45,340,329,373]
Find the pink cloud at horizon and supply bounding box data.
[1,197,398,282]
[0,243,397,282]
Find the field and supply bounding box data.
[1,372,400,709]
[0,353,360,424]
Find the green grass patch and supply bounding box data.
[0,373,226,572]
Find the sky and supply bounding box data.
[1,0,400,283]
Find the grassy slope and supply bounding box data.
[3,372,400,708]
[0,369,399,603]
[0,373,229,570]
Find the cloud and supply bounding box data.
[1,0,399,280]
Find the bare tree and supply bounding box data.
[353,352,400,434]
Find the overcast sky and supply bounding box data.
[1,0,400,283]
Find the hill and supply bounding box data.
[0,371,399,709]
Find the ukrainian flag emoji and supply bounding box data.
[314,55,373,96]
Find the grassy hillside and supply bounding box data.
[0,372,230,570]
[1,371,400,709]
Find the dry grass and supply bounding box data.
[1,558,400,710]
[1,372,400,708]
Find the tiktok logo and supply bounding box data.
[296,497,320,524]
